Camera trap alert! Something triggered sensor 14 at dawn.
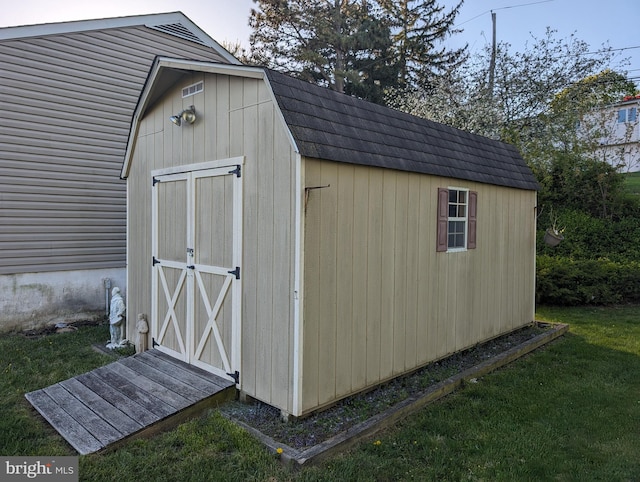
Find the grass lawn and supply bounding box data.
[625,171,640,195]
[1,307,639,480]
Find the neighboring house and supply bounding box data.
[581,94,640,172]
[0,13,239,331]
[122,58,539,418]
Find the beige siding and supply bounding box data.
[127,74,297,413]
[0,26,231,275]
[302,159,536,415]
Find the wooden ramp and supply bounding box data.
[25,349,235,455]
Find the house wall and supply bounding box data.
[0,24,232,330]
[581,99,640,172]
[301,158,536,415]
[0,267,125,332]
[127,73,298,413]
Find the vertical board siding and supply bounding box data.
[0,26,231,275]
[127,74,297,414]
[302,159,536,415]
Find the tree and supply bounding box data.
[378,0,466,90]
[248,0,465,102]
[387,29,636,219]
[531,71,637,219]
[249,0,395,99]
[388,29,623,137]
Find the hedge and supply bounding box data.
[536,255,640,305]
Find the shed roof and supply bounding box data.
[264,69,538,191]
[124,58,538,190]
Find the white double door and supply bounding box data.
[151,165,242,383]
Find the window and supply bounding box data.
[448,189,467,249]
[436,187,477,252]
[618,107,637,123]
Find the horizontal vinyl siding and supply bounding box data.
[0,25,232,275]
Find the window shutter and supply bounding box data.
[436,188,449,252]
[467,191,478,249]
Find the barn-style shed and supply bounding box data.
[122,57,539,418]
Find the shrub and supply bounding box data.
[536,255,640,305]
[537,210,640,262]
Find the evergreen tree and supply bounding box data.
[250,0,395,99]
[378,0,466,90]
[249,0,464,103]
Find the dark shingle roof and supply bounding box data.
[264,69,539,191]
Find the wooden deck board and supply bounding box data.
[25,389,103,455]
[25,349,235,455]
[118,357,207,402]
[77,371,161,427]
[90,365,177,418]
[42,384,124,446]
[138,350,231,392]
[60,378,143,434]
[102,362,193,411]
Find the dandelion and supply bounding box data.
[276,447,283,455]
[373,440,382,446]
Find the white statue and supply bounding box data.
[135,313,149,353]
[107,287,126,349]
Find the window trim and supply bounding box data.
[436,187,477,253]
[447,186,469,252]
[618,107,637,124]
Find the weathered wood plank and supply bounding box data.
[139,350,233,393]
[25,389,104,455]
[150,350,233,388]
[76,371,161,426]
[118,356,207,402]
[42,383,123,446]
[60,377,143,435]
[104,361,193,410]
[91,366,176,419]
[26,349,235,455]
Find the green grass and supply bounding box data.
[0,324,113,455]
[624,171,640,195]
[2,308,639,480]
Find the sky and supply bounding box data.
[1,0,638,85]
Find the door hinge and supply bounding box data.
[227,266,240,280]
[152,338,159,348]
[229,165,241,178]
[227,370,240,384]
[153,256,160,266]
[153,177,160,186]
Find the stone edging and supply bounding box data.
[226,322,569,467]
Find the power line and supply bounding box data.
[456,0,554,27]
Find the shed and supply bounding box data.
[0,13,238,331]
[122,57,539,418]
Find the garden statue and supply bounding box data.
[106,287,126,349]
[135,313,149,353]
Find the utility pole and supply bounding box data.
[488,11,497,96]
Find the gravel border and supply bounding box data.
[221,322,568,466]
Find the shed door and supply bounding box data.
[152,166,242,383]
